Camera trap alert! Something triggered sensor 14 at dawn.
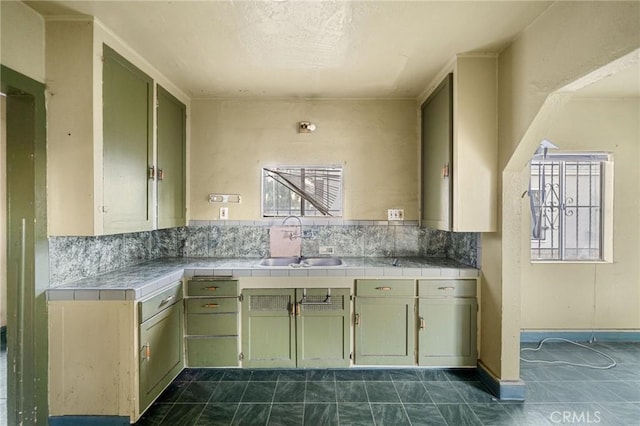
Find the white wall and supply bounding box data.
[0,1,45,83]
[520,98,640,330]
[481,0,640,381]
[190,98,418,221]
[0,0,46,330]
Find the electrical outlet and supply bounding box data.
[220,207,229,220]
[387,209,405,221]
[319,246,335,255]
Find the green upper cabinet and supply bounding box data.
[156,85,186,229]
[421,74,453,230]
[103,45,154,233]
[45,18,189,236]
[420,55,497,232]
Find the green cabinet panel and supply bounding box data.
[185,297,238,314]
[354,297,416,365]
[242,288,351,368]
[241,289,296,368]
[103,45,154,234]
[418,298,477,367]
[139,282,183,323]
[418,279,476,298]
[421,73,453,230]
[139,301,183,412]
[186,313,237,335]
[187,278,238,297]
[184,278,239,367]
[356,279,415,297]
[186,336,239,367]
[156,85,186,229]
[296,288,350,368]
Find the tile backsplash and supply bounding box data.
[48,221,479,287]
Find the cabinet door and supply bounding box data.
[421,73,453,230]
[156,85,186,229]
[103,45,154,233]
[139,302,184,412]
[418,298,477,367]
[241,289,296,368]
[296,288,350,368]
[354,297,416,365]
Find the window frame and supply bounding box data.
[261,165,344,218]
[529,152,613,263]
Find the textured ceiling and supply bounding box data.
[28,0,555,98]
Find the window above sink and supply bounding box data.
[261,165,343,217]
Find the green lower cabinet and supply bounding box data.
[242,288,350,368]
[418,298,477,367]
[241,289,296,368]
[186,336,238,367]
[139,302,183,412]
[296,288,350,368]
[354,297,416,365]
[184,279,240,367]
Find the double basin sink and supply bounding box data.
[258,256,344,268]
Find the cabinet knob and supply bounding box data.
[204,286,219,291]
[148,166,156,180]
[442,163,450,178]
[438,286,455,291]
[354,313,361,326]
[375,286,392,291]
[158,168,165,181]
[419,316,426,330]
[203,303,219,309]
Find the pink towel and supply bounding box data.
[269,226,301,257]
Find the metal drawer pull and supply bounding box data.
[143,342,151,360]
[203,303,219,308]
[438,286,455,291]
[355,313,361,326]
[204,286,219,291]
[375,286,392,291]
[419,316,426,330]
[159,295,174,305]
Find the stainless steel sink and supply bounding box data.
[257,256,301,267]
[257,256,344,267]
[300,257,343,267]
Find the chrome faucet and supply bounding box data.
[282,215,303,240]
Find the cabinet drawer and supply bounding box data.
[186,297,238,314]
[186,336,238,367]
[187,278,238,297]
[418,279,476,297]
[356,279,415,297]
[186,313,237,336]
[139,282,183,323]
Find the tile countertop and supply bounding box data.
[47,257,479,301]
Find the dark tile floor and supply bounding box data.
[135,342,639,425]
